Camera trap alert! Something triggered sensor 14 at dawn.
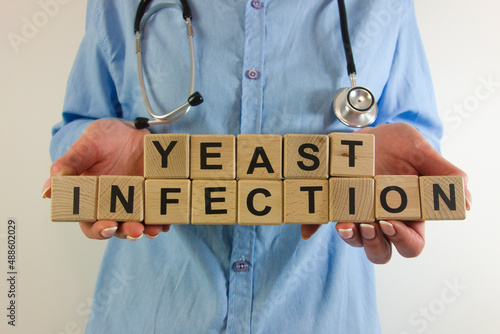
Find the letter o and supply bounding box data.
[380,186,408,213]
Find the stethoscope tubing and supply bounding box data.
[135,2,200,127]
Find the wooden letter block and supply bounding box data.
[144,179,191,225]
[98,176,144,222]
[190,135,235,179]
[144,133,190,179]
[237,134,282,180]
[329,178,374,223]
[191,180,237,225]
[284,179,329,224]
[329,132,375,177]
[375,175,421,221]
[51,176,98,222]
[419,176,466,221]
[238,180,283,225]
[283,134,329,179]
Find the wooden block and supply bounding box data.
[329,178,375,222]
[375,175,421,221]
[97,176,144,222]
[51,176,98,222]
[284,179,329,224]
[329,132,375,177]
[144,179,191,225]
[236,134,282,180]
[419,176,466,221]
[238,180,283,225]
[191,180,237,224]
[283,134,329,179]
[144,133,190,179]
[190,135,236,180]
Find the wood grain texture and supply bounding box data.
[144,133,190,179]
[144,179,191,225]
[190,135,235,180]
[375,175,421,221]
[238,180,283,225]
[419,176,466,221]
[97,176,144,222]
[329,177,375,223]
[283,134,329,179]
[284,179,329,224]
[237,134,282,180]
[329,132,375,177]
[191,180,237,225]
[51,176,98,222]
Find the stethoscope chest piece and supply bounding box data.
[333,86,378,128]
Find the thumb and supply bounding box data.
[412,141,471,210]
[42,135,98,198]
[42,170,75,199]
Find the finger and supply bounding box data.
[79,221,119,240]
[412,140,463,177]
[43,132,100,198]
[301,224,322,240]
[42,177,52,199]
[379,220,425,258]
[144,224,166,239]
[117,222,145,241]
[464,186,472,211]
[335,222,363,247]
[358,223,392,264]
[50,134,99,177]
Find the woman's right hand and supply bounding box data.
[42,119,169,240]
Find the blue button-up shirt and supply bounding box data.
[50,0,441,333]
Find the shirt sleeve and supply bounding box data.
[376,1,443,151]
[50,0,121,161]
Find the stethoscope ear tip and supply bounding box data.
[135,117,150,129]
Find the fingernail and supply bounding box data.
[41,185,51,199]
[379,221,396,236]
[301,233,311,240]
[338,228,354,240]
[465,197,471,211]
[145,233,158,239]
[101,227,118,238]
[360,224,376,240]
[43,170,74,199]
[162,226,170,233]
[127,234,143,241]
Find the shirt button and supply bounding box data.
[235,260,248,272]
[252,0,263,9]
[246,69,259,80]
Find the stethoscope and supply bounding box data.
[133,0,378,130]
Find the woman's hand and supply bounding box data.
[43,119,170,240]
[301,123,471,264]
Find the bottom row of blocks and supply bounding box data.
[50,175,466,225]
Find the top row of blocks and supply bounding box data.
[144,133,375,180]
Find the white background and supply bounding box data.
[0,1,498,333]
